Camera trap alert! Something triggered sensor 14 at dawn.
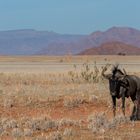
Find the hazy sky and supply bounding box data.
[0,0,139,34]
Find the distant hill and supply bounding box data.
[0,29,85,55]
[79,42,140,55]
[36,26,140,55]
[0,27,140,55]
[88,26,140,47]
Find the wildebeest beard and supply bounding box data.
[109,77,121,98]
[109,67,124,97]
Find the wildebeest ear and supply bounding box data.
[123,68,127,75]
[112,63,119,72]
[103,74,112,79]
[101,64,112,80]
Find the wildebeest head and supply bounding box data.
[102,64,125,96]
[109,76,120,96]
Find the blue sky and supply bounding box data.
[0,0,139,34]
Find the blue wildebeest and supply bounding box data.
[102,64,140,120]
[117,74,140,120]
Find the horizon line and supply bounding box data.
[0,26,139,35]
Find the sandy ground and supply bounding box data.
[0,55,139,139]
[0,55,139,73]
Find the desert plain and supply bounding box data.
[0,55,139,140]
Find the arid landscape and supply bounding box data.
[0,0,140,139]
[0,55,139,140]
[1,27,140,56]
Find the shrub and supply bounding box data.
[108,115,130,129]
[88,95,98,104]
[24,128,33,137]
[63,128,75,137]
[63,97,84,108]
[12,128,23,137]
[0,127,4,135]
[48,131,62,140]
[88,113,130,134]
[88,112,109,133]
[59,118,79,127]
[27,117,58,132]
[3,98,14,108]
[68,62,99,83]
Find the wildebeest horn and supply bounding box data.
[112,63,119,72]
[101,64,112,79]
[123,68,127,75]
[116,68,127,80]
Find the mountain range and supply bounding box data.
[79,42,140,55]
[0,27,140,55]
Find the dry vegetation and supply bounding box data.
[0,55,139,139]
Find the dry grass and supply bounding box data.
[0,55,139,63]
[0,55,139,139]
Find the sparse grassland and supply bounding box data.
[0,55,139,139]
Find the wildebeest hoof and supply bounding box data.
[130,115,137,121]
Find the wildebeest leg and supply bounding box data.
[137,93,140,120]
[133,100,138,120]
[136,91,140,120]
[130,98,138,121]
[112,96,116,117]
[130,105,136,120]
[131,90,140,121]
[122,94,125,116]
